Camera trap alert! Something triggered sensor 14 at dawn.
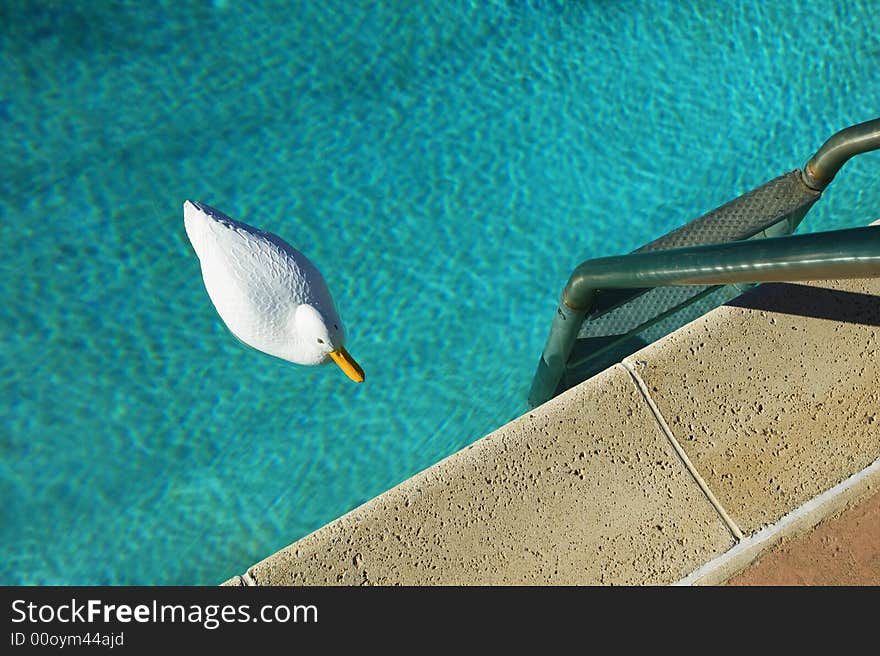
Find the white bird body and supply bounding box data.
[183,200,364,381]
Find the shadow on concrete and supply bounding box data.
[726,283,880,326]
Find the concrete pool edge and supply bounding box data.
[222,219,880,586]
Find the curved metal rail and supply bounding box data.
[802,117,880,190]
[528,226,880,407]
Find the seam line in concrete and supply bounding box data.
[673,454,880,586]
[620,360,744,540]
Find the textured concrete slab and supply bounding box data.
[245,365,734,585]
[624,276,880,535]
[675,456,880,585]
[728,484,880,586]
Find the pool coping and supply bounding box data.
[222,219,880,586]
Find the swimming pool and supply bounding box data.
[2,0,878,584]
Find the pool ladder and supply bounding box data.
[529,117,880,408]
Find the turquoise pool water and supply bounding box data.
[2,1,878,584]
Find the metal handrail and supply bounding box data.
[528,225,880,407]
[570,225,880,296]
[528,117,880,408]
[802,117,880,190]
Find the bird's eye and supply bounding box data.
[333,324,338,330]
[317,338,325,344]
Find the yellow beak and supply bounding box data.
[329,346,365,383]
